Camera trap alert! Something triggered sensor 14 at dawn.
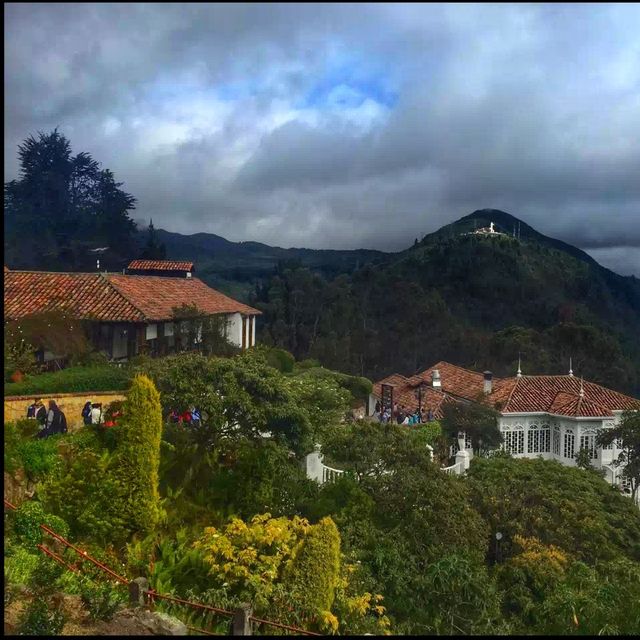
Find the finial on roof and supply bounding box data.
[569,357,573,377]
[579,376,584,398]
[516,354,522,378]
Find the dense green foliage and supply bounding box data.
[252,211,640,396]
[467,456,640,563]
[4,129,137,272]
[440,401,503,454]
[4,364,131,395]
[16,596,66,636]
[4,352,639,636]
[283,517,341,616]
[112,374,163,535]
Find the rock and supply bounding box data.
[136,610,188,636]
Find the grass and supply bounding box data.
[5,365,131,396]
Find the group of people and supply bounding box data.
[168,407,201,426]
[373,400,434,425]
[26,398,67,438]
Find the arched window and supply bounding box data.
[503,424,525,455]
[552,425,561,456]
[527,423,551,454]
[579,430,598,460]
[564,428,575,459]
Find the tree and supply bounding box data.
[467,456,640,564]
[440,400,502,455]
[113,374,163,535]
[597,410,640,502]
[4,129,136,270]
[140,219,167,260]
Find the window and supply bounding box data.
[528,423,550,454]
[552,426,561,456]
[464,431,473,450]
[579,432,598,460]
[503,426,524,455]
[563,429,575,459]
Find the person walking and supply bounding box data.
[90,403,103,425]
[81,400,93,426]
[27,398,48,429]
[39,400,67,438]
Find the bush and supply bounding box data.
[4,364,131,396]
[16,437,63,481]
[16,596,66,636]
[79,578,126,622]
[283,517,341,622]
[41,448,127,544]
[112,374,163,536]
[13,501,70,550]
[266,347,296,373]
[4,546,40,585]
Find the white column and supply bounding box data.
[251,316,256,346]
[305,444,324,483]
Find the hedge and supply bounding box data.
[4,365,131,396]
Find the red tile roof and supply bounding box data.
[373,361,639,419]
[4,270,260,322]
[127,260,194,271]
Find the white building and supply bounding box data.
[369,361,639,495]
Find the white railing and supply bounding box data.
[322,465,345,484]
[441,462,463,475]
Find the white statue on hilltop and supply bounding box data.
[490,222,495,233]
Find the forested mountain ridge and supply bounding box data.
[247,210,640,396]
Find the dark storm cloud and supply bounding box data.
[4,3,640,274]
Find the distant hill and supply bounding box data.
[247,209,640,396]
[134,227,389,300]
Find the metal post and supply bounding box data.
[232,603,253,635]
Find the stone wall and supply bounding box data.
[4,391,126,432]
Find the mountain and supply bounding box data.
[135,228,389,300]
[244,209,640,395]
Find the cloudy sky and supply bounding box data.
[5,3,640,275]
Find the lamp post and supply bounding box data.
[414,382,428,422]
[495,531,503,564]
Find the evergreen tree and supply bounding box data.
[114,374,163,535]
[140,218,167,260]
[4,129,136,270]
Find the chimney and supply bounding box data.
[483,371,493,394]
[431,369,441,389]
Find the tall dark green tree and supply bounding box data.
[140,218,167,260]
[4,129,136,270]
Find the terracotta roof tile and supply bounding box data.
[127,260,194,271]
[4,271,260,322]
[372,362,639,418]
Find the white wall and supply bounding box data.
[226,313,243,348]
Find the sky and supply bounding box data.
[4,3,640,276]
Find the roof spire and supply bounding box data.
[569,357,573,377]
[579,376,585,398]
[516,353,522,378]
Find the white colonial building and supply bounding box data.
[369,361,639,496]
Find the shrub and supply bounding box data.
[29,554,65,594]
[13,501,70,551]
[79,578,126,621]
[266,347,296,373]
[283,517,341,623]
[16,596,66,636]
[112,374,163,536]
[4,546,40,585]
[16,436,63,481]
[4,364,131,396]
[41,448,127,544]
